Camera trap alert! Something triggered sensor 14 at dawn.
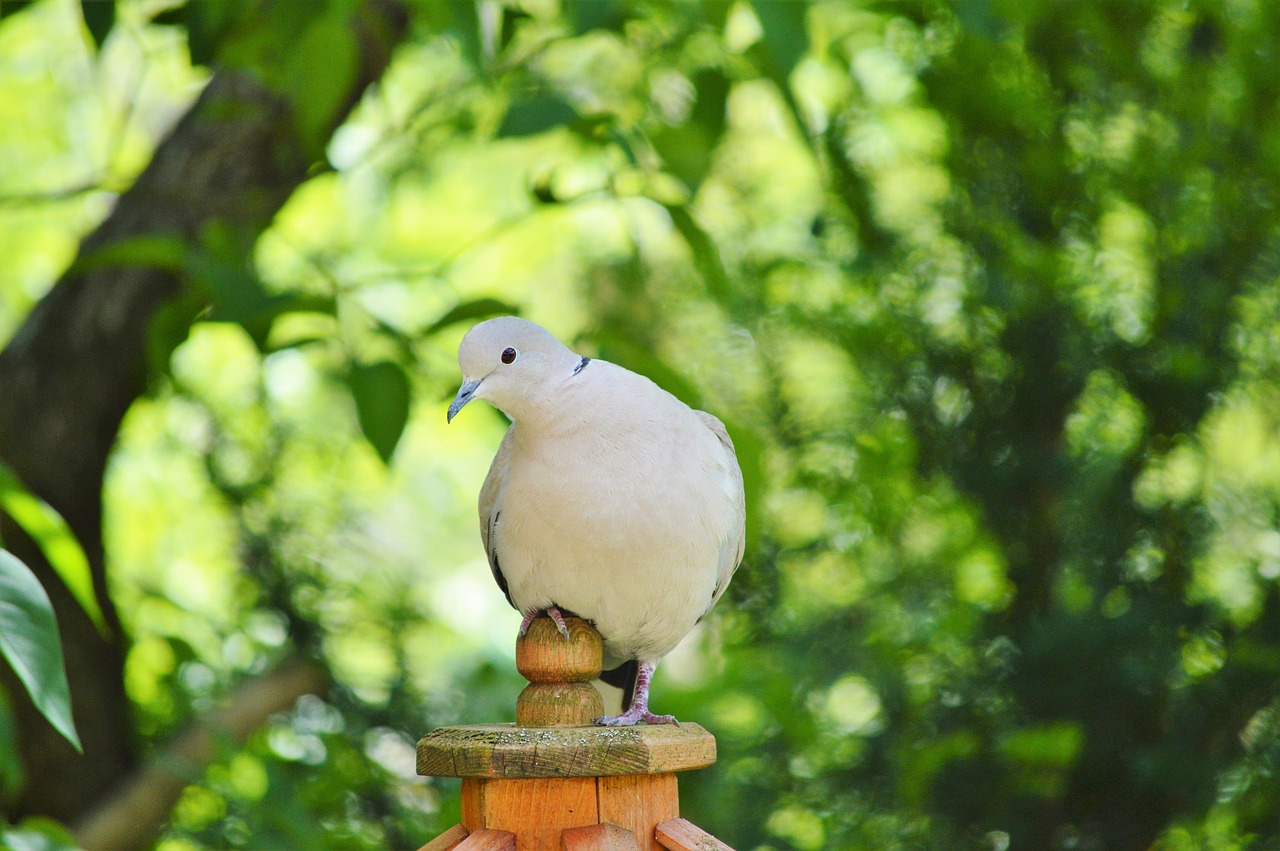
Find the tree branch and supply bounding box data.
[71,658,328,851]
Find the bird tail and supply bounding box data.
[595,659,638,715]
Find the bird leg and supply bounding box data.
[596,660,679,726]
[518,606,572,640]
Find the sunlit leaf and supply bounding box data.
[0,463,106,636]
[0,551,81,753]
[0,817,81,851]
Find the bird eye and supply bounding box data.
[501,347,517,365]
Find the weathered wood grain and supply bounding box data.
[560,823,642,851]
[454,828,517,850]
[654,819,735,851]
[417,823,469,850]
[462,777,597,851]
[419,724,716,779]
[599,774,679,851]
[516,682,605,727]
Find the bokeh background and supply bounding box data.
[2,0,1280,848]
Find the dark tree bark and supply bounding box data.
[0,0,406,823]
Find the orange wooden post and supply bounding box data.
[417,617,734,851]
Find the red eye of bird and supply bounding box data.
[501,347,517,364]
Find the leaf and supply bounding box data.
[498,95,578,137]
[0,551,81,753]
[752,0,809,88]
[281,14,359,157]
[148,3,188,29]
[650,69,730,190]
[421,0,482,67]
[189,224,334,350]
[423,298,520,336]
[664,203,730,302]
[566,0,625,33]
[184,0,243,66]
[0,817,81,851]
[348,361,411,465]
[79,0,114,48]
[0,2,36,22]
[0,463,107,636]
[66,235,187,278]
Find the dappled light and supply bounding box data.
[2,0,1280,849]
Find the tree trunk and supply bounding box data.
[0,0,406,822]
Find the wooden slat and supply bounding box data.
[419,724,716,779]
[462,776,598,850]
[417,823,469,851]
[455,829,517,850]
[561,822,642,851]
[599,774,679,851]
[655,819,734,851]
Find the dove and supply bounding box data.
[447,316,745,726]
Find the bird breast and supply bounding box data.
[494,404,736,661]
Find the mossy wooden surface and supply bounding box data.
[417,723,716,779]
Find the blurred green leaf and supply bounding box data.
[0,551,81,754]
[148,3,188,29]
[424,298,520,336]
[282,14,359,156]
[183,0,244,66]
[566,0,625,33]
[421,0,483,66]
[498,94,578,137]
[0,817,81,851]
[664,203,729,301]
[0,463,106,637]
[79,0,113,48]
[66,235,187,277]
[348,361,411,464]
[753,0,808,88]
[651,69,730,190]
[0,2,35,22]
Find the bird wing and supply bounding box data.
[478,425,517,610]
[695,410,746,609]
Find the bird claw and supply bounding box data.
[518,606,572,640]
[596,709,681,727]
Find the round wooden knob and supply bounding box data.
[514,616,604,726]
[515,616,602,683]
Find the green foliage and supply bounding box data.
[0,817,81,851]
[0,463,104,635]
[5,0,1280,849]
[348,361,412,464]
[0,552,80,754]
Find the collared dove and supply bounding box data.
[447,316,745,726]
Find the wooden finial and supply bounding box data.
[416,616,734,848]
[514,615,604,727]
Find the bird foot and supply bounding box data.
[518,606,572,640]
[596,708,681,727]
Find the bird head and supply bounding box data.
[447,316,581,423]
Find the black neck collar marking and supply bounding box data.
[572,356,591,376]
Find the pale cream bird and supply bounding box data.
[447,317,745,726]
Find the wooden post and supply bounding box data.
[416,617,734,851]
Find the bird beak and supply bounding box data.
[447,379,481,423]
